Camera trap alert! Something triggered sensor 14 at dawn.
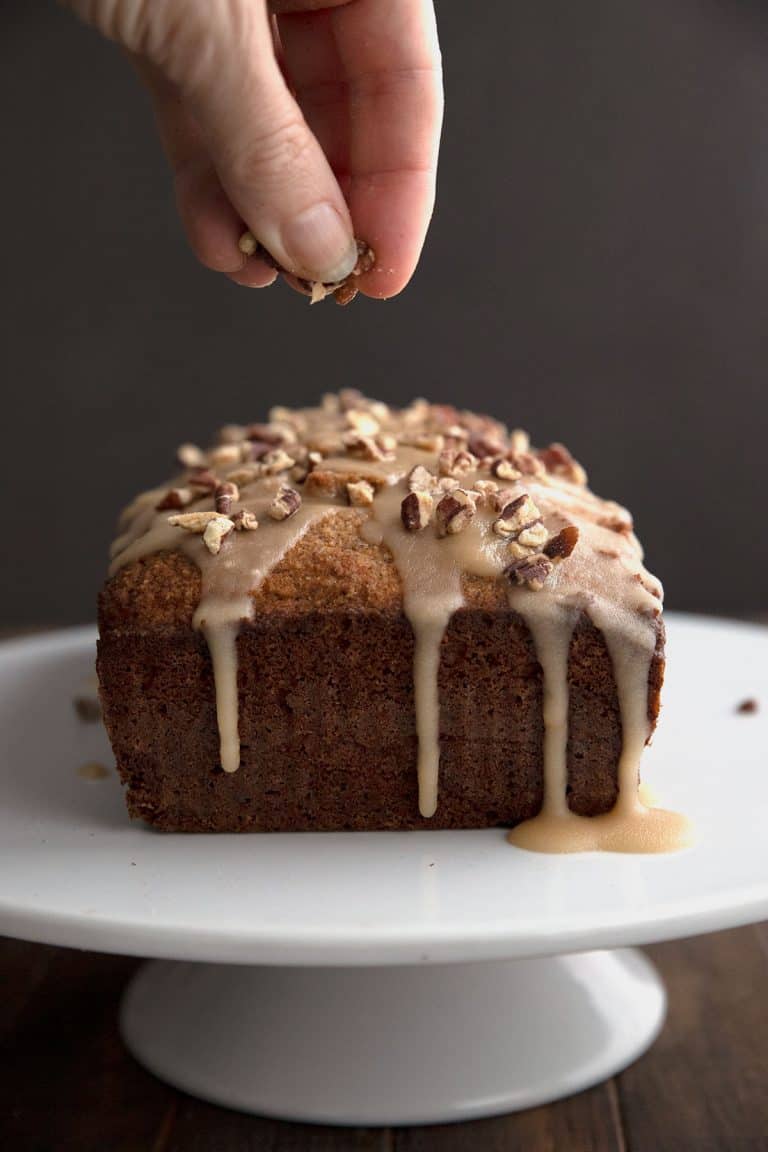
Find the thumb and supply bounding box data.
[66,0,358,284]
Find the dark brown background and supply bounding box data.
[2,0,767,626]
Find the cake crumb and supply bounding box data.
[736,698,759,715]
[78,761,110,780]
[73,693,101,723]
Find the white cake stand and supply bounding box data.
[0,615,766,1126]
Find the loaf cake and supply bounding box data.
[98,393,690,852]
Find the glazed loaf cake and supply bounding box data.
[98,394,687,852]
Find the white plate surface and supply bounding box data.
[0,615,766,965]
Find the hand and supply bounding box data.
[64,0,443,297]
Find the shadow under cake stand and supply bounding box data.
[0,615,766,1125]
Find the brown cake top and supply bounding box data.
[113,391,652,603]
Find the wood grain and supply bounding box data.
[1,928,766,1150]
[0,950,174,1152]
[168,1099,391,1151]
[394,1082,623,1151]
[617,928,768,1152]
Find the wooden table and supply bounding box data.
[2,925,767,1151]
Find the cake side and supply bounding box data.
[98,512,664,833]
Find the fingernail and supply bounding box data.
[281,203,357,282]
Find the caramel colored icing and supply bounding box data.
[109,392,692,853]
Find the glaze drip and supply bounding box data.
[109,393,691,853]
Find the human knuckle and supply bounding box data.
[237,117,314,183]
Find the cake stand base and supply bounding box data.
[120,948,665,1126]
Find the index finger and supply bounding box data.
[332,0,443,298]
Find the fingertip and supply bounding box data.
[357,268,409,300]
[227,263,280,288]
[348,170,436,299]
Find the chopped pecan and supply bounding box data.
[260,449,295,475]
[736,698,759,715]
[437,476,460,493]
[268,485,302,521]
[187,468,219,492]
[332,241,376,305]
[401,398,431,427]
[305,433,345,455]
[438,449,477,478]
[407,464,436,492]
[338,389,365,412]
[468,433,506,459]
[342,432,393,461]
[510,451,546,477]
[203,516,235,555]
[238,231,258,256]
[214,481,239,516]
[506,553,553,590]
[345,409,380,437]
[400,432,445,453]
[226,465,261,487]
[305,469,344,499]
[167,511,223,531]
[493,493,541,538]
[538,442,587,485]
[156,487,194,511]
[346,479,376,507]
[208,444,241,467]
[517,522,549,548]
[491,458,522,481]
[290,451,323,484]
[597,513,633,535]
[441,427,471,451]
[473,479,499,496]
[253,421,299,442]
[231,510,259,531]
[333,281,359,306]
[472,478,500,509]
[268,407,308,434]
[353,239,376,275]
[217,423,248,444]
[177,443,205,469]
[369,401,390,423]
[238,233,374,306]
[435,488,476,536]
[401,489,434,531]
[491,487,522,514]
[506,539,534,562]
[427,404,461,428]
[543,524,579,560]
[246,423,291,445]
[246,440,275,461]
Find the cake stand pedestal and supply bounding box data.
[120,950,664,1125]
[0,616,766,1126]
